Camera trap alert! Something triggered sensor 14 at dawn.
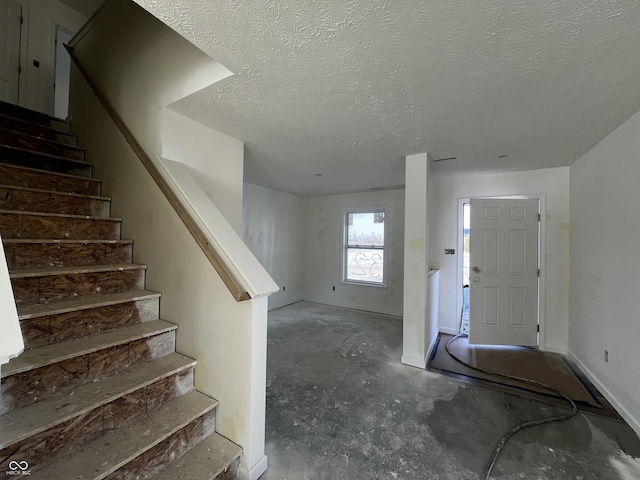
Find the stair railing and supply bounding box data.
[65,45,253,302]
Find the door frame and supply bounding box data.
[457,193,548,350]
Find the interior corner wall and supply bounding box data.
[163,109,244,234]
[242,183,304,310]
[16,0,87,115]
[569,109,640,435]
[429,167,570,352]
[300,189,405,317]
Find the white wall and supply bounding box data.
[301,189,405,317]
[429,167,570,352]
[243,183,304,311]
[569,109,640,436]
[402,153,433,369]
[163,109,244,233]
[0,233,24,366]
[16,0,87,115]
[68,1,270,475]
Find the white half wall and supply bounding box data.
[163,109,244,234]
[301,189,405,317]
[569,109,640,436]
[429,167,570,352]
[243,183,304,310]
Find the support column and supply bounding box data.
[402,153,431,368]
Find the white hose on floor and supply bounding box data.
[445,332,578,479]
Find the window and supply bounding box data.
[343,208,386,286]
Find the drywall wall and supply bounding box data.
[69,64,269,477]
[402,153,432,368]
[15,0,87,115]
[69,0,231,160]
[429,167,570,352]
[569,109,640,436]
[0,233,23,366]
[301,189,405,317]
[243,183,304,310]
[68,1,271,475]
[163,109,244,233]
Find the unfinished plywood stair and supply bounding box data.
[0,101,241,479]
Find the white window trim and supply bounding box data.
[341,206,389,288]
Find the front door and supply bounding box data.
[468,198,539,346]
[0,0,22,103]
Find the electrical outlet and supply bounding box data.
[604,350,608,363]
[445,248,455,255]
[282,286,286,291]
[332,286,336,291]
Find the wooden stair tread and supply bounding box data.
[0,128,85,152]
[0,162,100,183]
[0,144,91,167]
[0,112,77,138]
[29,390,218,480]
[0,101,71,129]
[0,183,109,201]
[0,352,196,449]
[0,208,120,220]
[1,319,176,377]
[152,433,242,480]
[9,263,145,278]
[17,289,159,320]
[5,238,131,245]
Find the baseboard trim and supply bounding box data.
[239,455,268,480]
[439,327,458,335]
[401,354,426,369]
[568,350,640,438]
[543,344,568,355]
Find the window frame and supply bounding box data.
[341,206,388,288]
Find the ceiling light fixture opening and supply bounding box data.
[498,154,509,159]
[315,173,323,177]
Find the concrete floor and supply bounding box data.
[262,301,640,480]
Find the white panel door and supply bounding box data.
[468,198,539,346]
[0,0,22,103]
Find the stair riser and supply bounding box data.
[0,101,70,132]
[0,163,100,195]
[0,130,84,161]
[0,331,176,415]
[104,408,217,480]
[0,147,91,177]
[0,212,120,240]
[0,367,195,475]
[0,186,110,217]
[21,296,158,349]
[4,241,131,270]
[11,268,145,306]
[0,115,77,145]
[217,458,241,480]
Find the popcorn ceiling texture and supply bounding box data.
[135,0,640,197]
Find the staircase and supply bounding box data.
[0,101,242,479]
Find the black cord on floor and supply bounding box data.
[445,333,578,480]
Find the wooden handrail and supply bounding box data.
[65,44,251,302]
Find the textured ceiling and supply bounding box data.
[135,0,640,197]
